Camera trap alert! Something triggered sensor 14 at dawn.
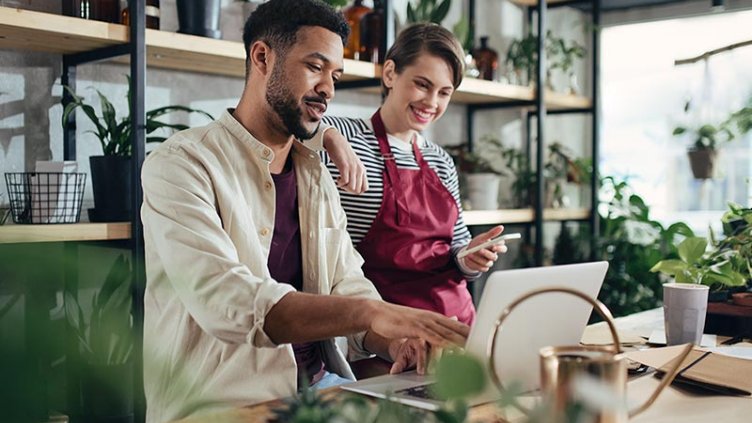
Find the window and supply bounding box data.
[601,9,752,235]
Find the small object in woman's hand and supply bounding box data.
[457,232,521,259]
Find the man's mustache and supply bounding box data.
[303,95,328,108]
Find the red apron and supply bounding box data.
[356,110,475,325]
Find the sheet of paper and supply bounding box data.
[624,344,693,369]
[32,161,78,223]
[704,346,752,361]
[647,329,716,348]
[581,321,645,345]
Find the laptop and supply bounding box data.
[341,261,609,411]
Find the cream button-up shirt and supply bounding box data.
[141,110,380,423]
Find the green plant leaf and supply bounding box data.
[665,221,695,238]
[678,237,707,264]
[452,17,470,51]
[672,126,687,136]
[95,88,118,136]
[406,2,416,23]
[430,0,451,24]
[433,351,487,400]
[650,259,686,275]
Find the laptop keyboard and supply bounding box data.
[395,383,438,400]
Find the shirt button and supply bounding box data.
[309,231,314,239]
[309,271,315,280]
[260,228,270,237]
[264,181,272,191]
[262,148,271,157]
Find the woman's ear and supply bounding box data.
[249,41,273,77]
[382,59,397,90]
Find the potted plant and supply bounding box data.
[446,136,508,210]
[500,141,590,209]
[673,98,752,179]
[504,33,538,87]
[504,32,586,93]
[546,35,586,95]
[498,143,535,208]
[62,77,213,222]
[651,236,747,301]
[544,142,592,208]
[177,0,223,39]
[65,254,134,423]
[711,202,752,301]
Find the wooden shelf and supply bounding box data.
[0,7,377,81]
[464,208,590,226]
[454,78,591,108]
[0,6,591,107]
[356,76,591,107]
[508,0,575,6]
[0,7,127,54]
[0,222,131,244]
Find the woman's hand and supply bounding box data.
[461,225,508,273]
[322,127,369,194]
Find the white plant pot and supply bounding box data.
[465,173,500,210]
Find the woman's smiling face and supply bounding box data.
[381,52,455,134]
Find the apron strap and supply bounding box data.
[371,110,411,226]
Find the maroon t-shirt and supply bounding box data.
[268,161,325,387]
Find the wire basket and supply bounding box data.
[4,172,87,224]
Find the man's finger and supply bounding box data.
[435,317,471,338]
[416,341,427,375]
[426,321,467,346]
[390,355,406,374]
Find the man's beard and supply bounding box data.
[266,64,320,140]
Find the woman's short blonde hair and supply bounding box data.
[382,23,465,97]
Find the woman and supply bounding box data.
[321,23,507,325]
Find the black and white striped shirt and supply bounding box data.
[321,116,476,279]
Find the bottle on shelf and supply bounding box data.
[64,0,120,24]
[463,41,481,79]
[472,36,498,81]
[359,0,385,64]
[343,0,372,60]
[120,0,161,30]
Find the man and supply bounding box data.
[140,0,469,421]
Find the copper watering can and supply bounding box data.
[486,287,693,423]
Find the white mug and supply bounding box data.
[663,283,709,345]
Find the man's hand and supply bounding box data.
[388,338,429,375]
[322,127,368,194]
[367,301,469,348]
[461,225,507,273]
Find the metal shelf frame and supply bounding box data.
[464,0,602,265]
[59,1,147,422]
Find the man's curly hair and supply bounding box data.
[242,0,350,75]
